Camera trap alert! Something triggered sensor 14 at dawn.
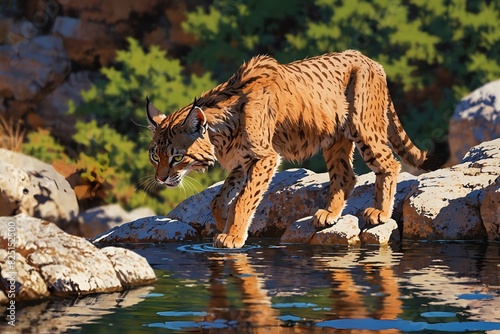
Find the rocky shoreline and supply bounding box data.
[96,138,500,246]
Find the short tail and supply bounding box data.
[387,98,449,171]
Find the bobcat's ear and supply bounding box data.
[181,99,207,136]
[146,97,166,130]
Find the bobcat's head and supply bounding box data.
[146,98,216,187]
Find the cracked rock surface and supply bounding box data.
[403,138,500,240]
[0,215,156,304]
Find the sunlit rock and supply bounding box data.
[93,216,199,243]
[0,149,79,233]
[78,204,155,239]
[403,138,500,240]
[165,169,416,241]
[280,216,317,243]
[310,215,363,245]
[360,219,400,245]
[0,249,50,301]
[101,247,156,287]
[448,80,500,165]
[480,176,500,241]
[0,215,156,304]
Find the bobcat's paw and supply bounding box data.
[213,233,245,249]
[313,209,341,229]
[363,207,391,226]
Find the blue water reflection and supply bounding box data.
[6,240,499,333]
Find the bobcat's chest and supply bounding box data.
[208,129,242,170]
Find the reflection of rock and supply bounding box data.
[401,263,500,324]
[403,139,500,240]
[448,80,500,165]
[0,286,154,333]
[78,204,156,238]
[0,215,156,304]
[0,148,79,231]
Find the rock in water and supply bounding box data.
[0,215,156,304]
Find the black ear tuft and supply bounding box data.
[146,96,165,129]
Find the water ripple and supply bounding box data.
[177,242,261,254]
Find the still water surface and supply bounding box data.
[8,240,500,333]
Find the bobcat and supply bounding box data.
[146,50,445,248]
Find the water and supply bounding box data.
[4,240,500,333]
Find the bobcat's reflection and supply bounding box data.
[202,246,402,333]
[204,253,281,333]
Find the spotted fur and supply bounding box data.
[146,50,443,248]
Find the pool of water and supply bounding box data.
[5,240,500,333]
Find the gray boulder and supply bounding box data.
[78,204,156,238]
[0,215,156,304]
[0,149,79,232]
[0,35,70,115]
[403,138,500,240]
[93,216,199,243]
[449,79,500,165]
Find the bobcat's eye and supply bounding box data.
[172,155,184,164]
[150,151,159,163]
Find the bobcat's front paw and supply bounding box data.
[363,207,390,225]
[213,233,245,249]
[313,209,340,229]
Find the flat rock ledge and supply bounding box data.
[0,215,156,305]
[94,138,500,245]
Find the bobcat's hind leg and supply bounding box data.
[313,137,356,229]
[348,62,400,225]
[211,166,245,232]
[354,133,400,225]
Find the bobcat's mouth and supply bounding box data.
[158,172,186,188]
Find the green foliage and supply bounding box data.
[69,37,215,138]
[183,0,308,81]
[22,129,67,163]
[185,0,500,168]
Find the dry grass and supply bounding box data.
[0,114,25,152]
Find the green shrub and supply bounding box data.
[22,129,67,163]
